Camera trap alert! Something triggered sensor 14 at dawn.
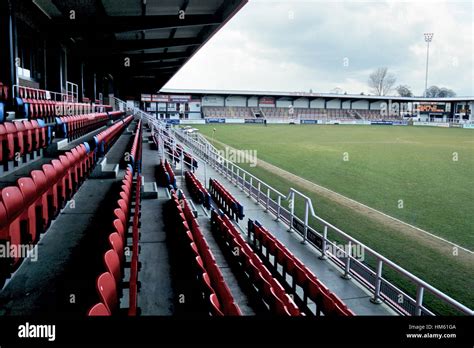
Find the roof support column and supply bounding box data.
[0,0,18,93]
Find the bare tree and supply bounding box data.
[396,85,413,97]
[368,67,396,96]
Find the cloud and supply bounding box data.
[165,0,473,96]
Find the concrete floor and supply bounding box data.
[136,134,173,315]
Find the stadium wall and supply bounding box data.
[293,98,310,108]
[342,100,351,109]
[276,99,293,107]
[202,96,225,106]
[310,98,325,108]
[352,100,369,109]
[248,96,258,107]
[225,96,247,106]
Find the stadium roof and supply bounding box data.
[160,88,474,102]
[32,0,248,95]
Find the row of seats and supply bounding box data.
[183,152,198,170]
[108,111,125,121]
[202,106,254,119]
[128,167,141,316]
[0,120,49,164]
[94,115,133,157]
[200,105,402,121]
[174,143,183,157]
[88,167,141,315]
[0,82,8,123]
[57,113,109,141]
[211,209,301,315]
[129,120,142,174]
[0,142,95,286]
[16,86,93,120]
[184,171,211,209]
[248,220,354,316]
[0,82,9,102]
[209,178,244,221]
[156,159,177,190]
[163,138,182,163]
[169,190,241,316]
[88,123,143,316]
[13,87,118,123]
[173,144,198,169]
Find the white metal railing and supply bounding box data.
[13,84,116,115]
[13,84,68,102]
[66,81,79,102]
[139,109,473,317]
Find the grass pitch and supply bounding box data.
[196,124,474,314]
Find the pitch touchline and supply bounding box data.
[209,137,473,255]
[277,170,474,255]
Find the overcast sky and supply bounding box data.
[164,0,473,96]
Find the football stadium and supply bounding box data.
[0,0,472,345]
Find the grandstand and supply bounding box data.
[142,89,473,124]
[200,104,405,121]
[0,2,472,346]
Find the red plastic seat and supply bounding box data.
[0,124,6,163]
[117,199,129,220]
[195,255,206,275]
[41,164,59,217]
[21,121,35,152]
[17,177,39,243]
[96,272,118,314]
[119,192,130,208]
[114,207,127,228]
[292,263,308,290]
[30,170,50,231]
[0,187,25,266]
[4,122,18,160]
[88,302,111,316]
[202,272,215,297]
[51,159,69,204]
[209,294,224,316]
[113,219,126,242]
[58,155,74,197]
[109,232,124,264]
[104,249,122,285]
[67,150,81,184]
[30,120,46,148]
[272,288,291,316]
[13,122,26,156]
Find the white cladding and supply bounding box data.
[248,96,258,107]
[326,99,341,109]
[202,95,225,106]
[352,100,369,109]
[293,98,309,108]
[310,98,325,108]
[370,101,383,110]
[276,99,293,108]
[188,101,201,112]
[225,96,247,107]
[341,100,351,109]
